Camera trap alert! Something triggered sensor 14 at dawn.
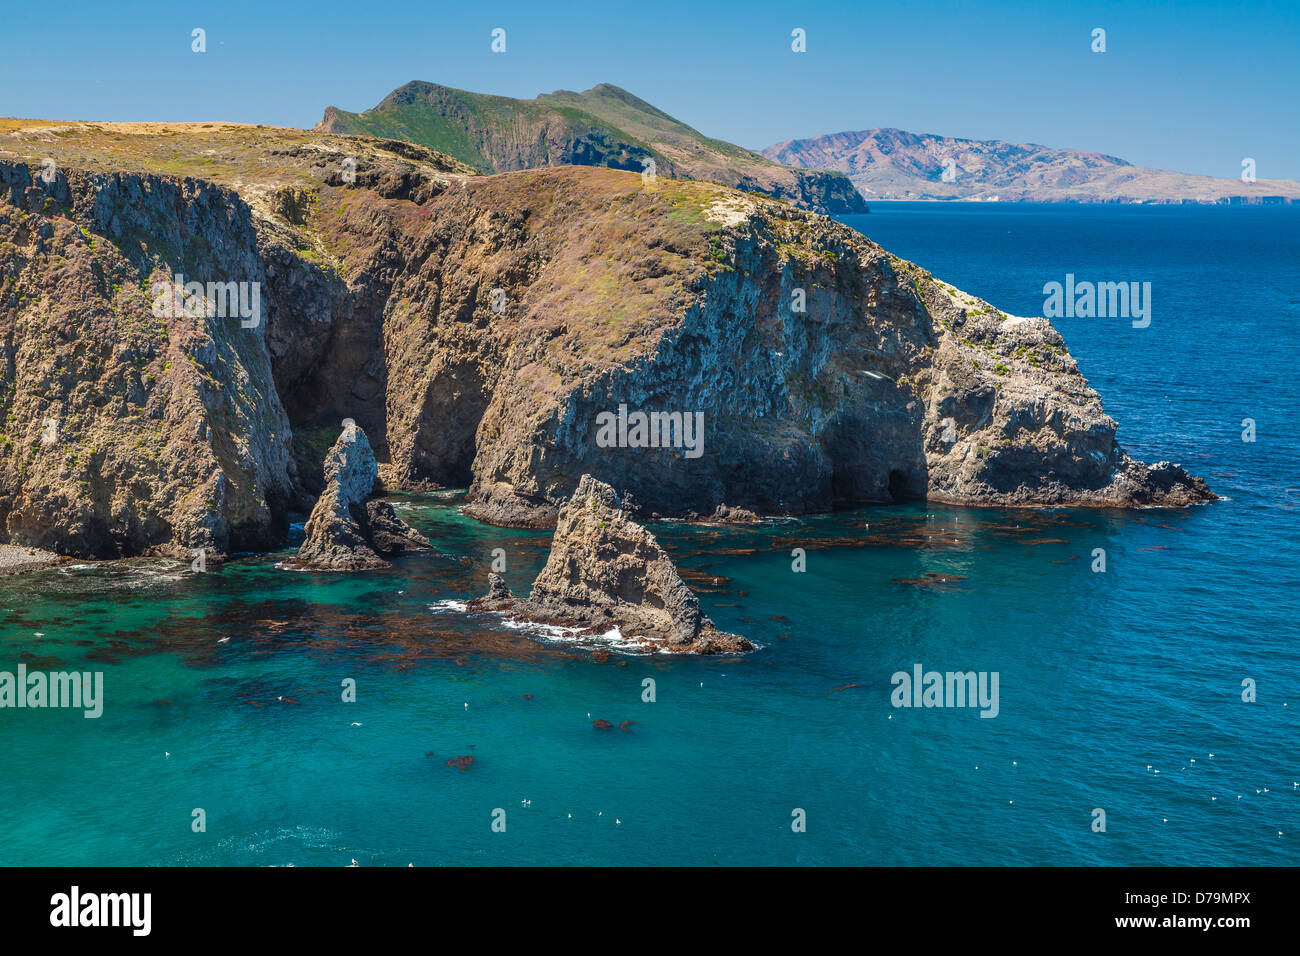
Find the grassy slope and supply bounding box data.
[319,81,783,175]
[0,118,768,378]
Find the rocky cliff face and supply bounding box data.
[0,124,470,557]
[0,160,293,558]
[470,475,750,653]
[0,121,1211,559]
[438,186,1213,525]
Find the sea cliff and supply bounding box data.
[0,121,1211,558]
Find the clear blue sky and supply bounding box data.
[3,0,1297,180]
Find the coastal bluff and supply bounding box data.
[0,121,1212,559]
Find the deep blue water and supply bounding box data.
[1,203,1296,866]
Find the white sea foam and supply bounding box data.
[427,600,468,613]
[499,618,654,654]
[499,618,584,639]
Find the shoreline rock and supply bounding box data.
[469,475,752,655]
[285,425,430,571]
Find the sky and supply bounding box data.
[2,0,1297,180]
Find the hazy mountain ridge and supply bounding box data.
[763,128,1300,203]
[316,81,868,215]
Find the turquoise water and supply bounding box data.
[2,204,1297,866]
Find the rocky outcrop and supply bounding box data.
[288,424,428,570]
[0,121,1213,562]
[470,475,751,654]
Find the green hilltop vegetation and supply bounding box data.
[315,81,868,215]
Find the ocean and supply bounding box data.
[2,202,1296,866]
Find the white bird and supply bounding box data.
[1190,758,1196,763]
[217,637,230,643]
[348,859,359,867]
[464,702,468,710]
[567,813,572,819]
[616,819,621,825]
[350,722,362,726]
[164,752,170,758]
[1211,797,1216,801]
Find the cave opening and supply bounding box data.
[888,468,910,503]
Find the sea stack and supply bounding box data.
[471,475,751,654]
[289,424,430,570]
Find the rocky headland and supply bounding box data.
[0,118,1213,566]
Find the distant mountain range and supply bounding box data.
[316,82,867,214]
[761,128,1300,204]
